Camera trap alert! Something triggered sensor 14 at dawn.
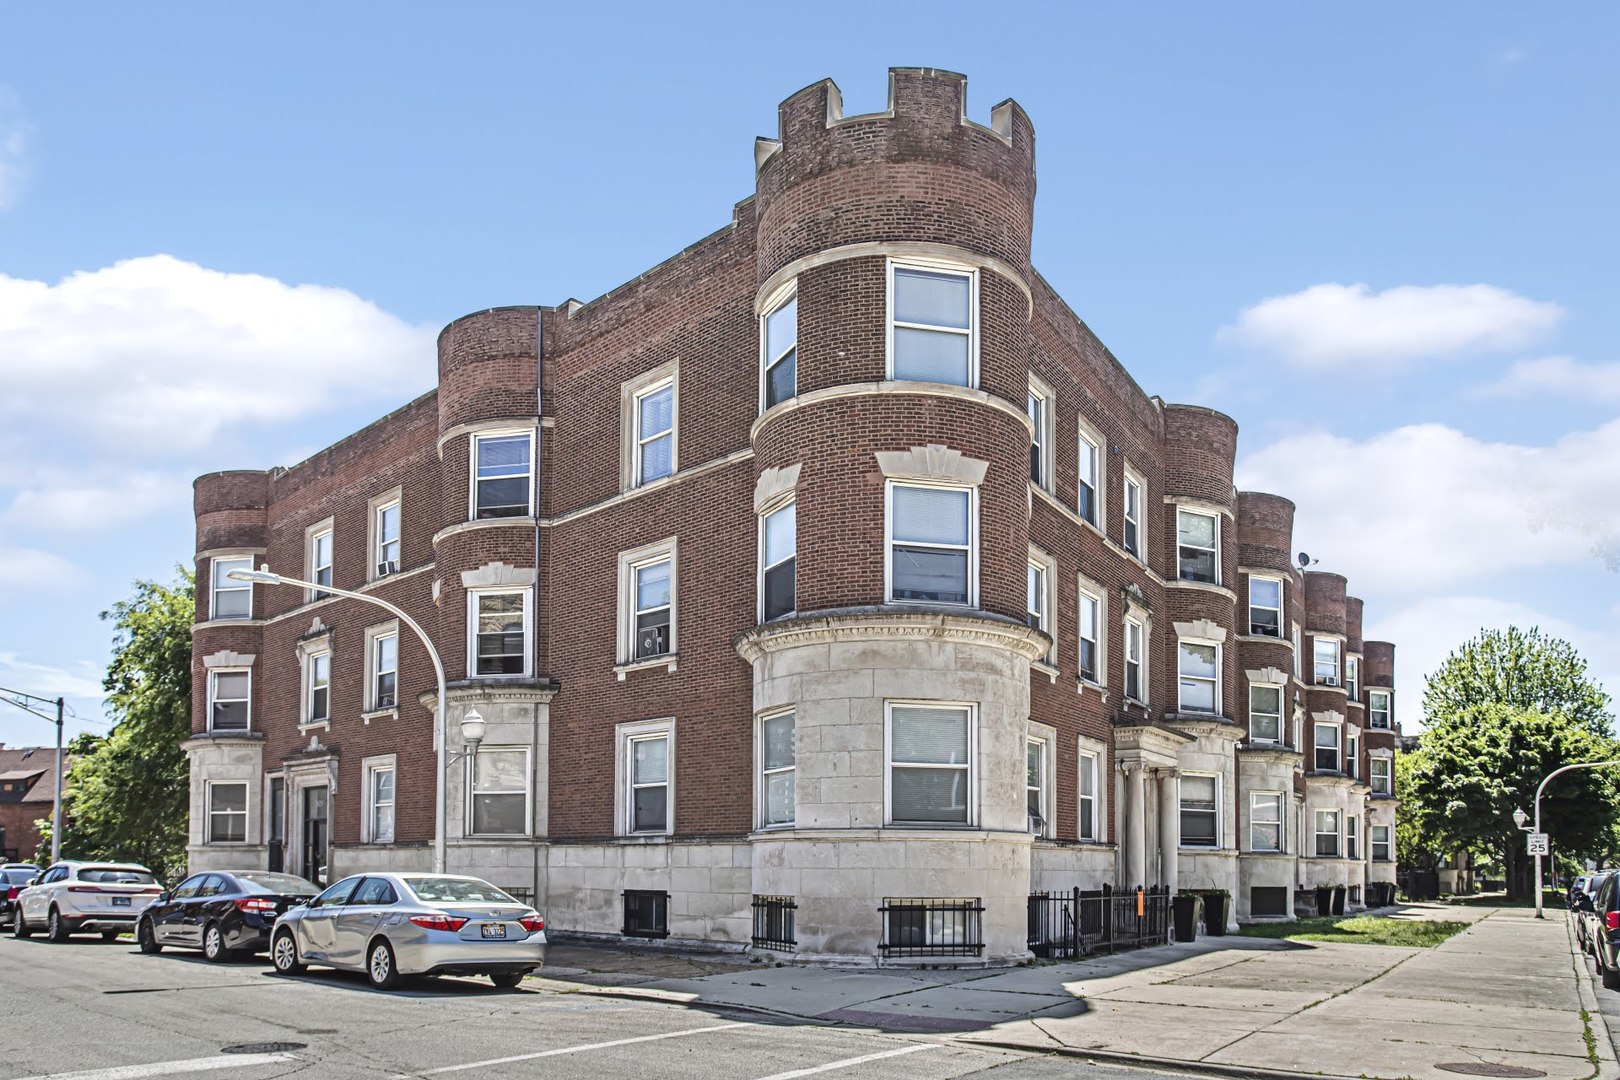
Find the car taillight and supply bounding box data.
[66,885,106,893]
[234,898,277,913]
[5,887,16,900]
[141,886,164,894]
[519,915,544,933]
[409,914,469,932]
[1605,911,1618,932]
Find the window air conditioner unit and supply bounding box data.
[638,627,667,658]
[377,560,398,576]
[377,694,395,709]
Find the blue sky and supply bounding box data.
[1,3,1616,742]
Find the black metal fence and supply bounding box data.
[1028,884,1171,958]
[751,895,797,951]
[879,897,985,958]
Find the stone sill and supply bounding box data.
[1031,660,1060,683]
[616,654,678,681]
[297,720,331,735]
[361,708,398,724]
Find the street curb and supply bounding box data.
[1562,912,1620,1080]
[960,1039,1361,1080]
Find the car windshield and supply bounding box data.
[232,873,320,895]
[77,868,158,885]
[403,877,518,904]
[2,869,33,885]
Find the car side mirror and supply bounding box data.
[155,892,171,904]
[25,877,37,887]
[1578,895,1596,914]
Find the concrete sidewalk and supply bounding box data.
[533,904,1617,1080]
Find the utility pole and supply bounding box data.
[0,686,69,863]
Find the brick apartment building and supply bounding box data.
[0,745,62,863]
[187,69,1401,963]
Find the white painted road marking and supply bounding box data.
[752,1043,942,1080]
[419,1021,753,1075]
[12,1053,297,1080]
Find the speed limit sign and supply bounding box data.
[1528,833,1550,856]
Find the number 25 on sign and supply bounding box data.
[1527,833,1550,856]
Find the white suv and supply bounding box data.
[13,861,163,942]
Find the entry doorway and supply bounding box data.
[301,785,329,887]
[267,777,285,873]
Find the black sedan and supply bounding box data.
[0,865,41,922]
[138,870,319,962]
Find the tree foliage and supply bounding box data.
[1403,626,1616,899]
[56,571,193,881]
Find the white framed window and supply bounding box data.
[363,756,396,844]
[1347,730,1359,779]
[760,500,796,622]
[469,588,531,677]
[1371,824,1392,861]
[618,538,677,664]
[1077,743,1102,841]
[1346,814,1359,860]
[305,521,334,601]
[1292,622,1302,679]
[887,481,975,606]
[210,557,253,620]
[1026,737,1049,835]
[306,651,330,724]
[1177,639,1219,714]
[208,669,251,732]
[1179,773,1219,848]
[472,431,533,519]
[758,710,795,828]
[761,287,797,411]
[1122,468,1143,559]
[1313,721,1340,772]
[1250,792,1283,852]
[620,721,673,835]
[1027,548,1056,664]
[1314,637,1341,686]
[207,782,248,844]
[1076,419,1102,527]
[1347,656,1360,699]
[374,498,401,577]
[1249,683,1283,743]
[1125,617,1146,703]
[1369,690,1393,729]
[885,702,974,826]
[1027,379,1052,490]
[1371,756,1392,795]
[366,626,398,710]
[1176,508,1219,584]
[1077,583,1102,685]
[1315,810,1340,857]
[633,378,676,485]
[1248,576,1282,637]
[469,745,529,836]
[888,260,976,387]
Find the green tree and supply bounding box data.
[1407,627,1616,900]
[60,571,194,881]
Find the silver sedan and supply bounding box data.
[269,873,546,990]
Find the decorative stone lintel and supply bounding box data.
[202,650,256,669]
[733,606,1047,664]
[420,678,561,712]
[1174,618,1227,644]
[874,444,989,486]
[461,562,536,589]
[298,617,331,643]
[753,464,801,513]
[1246,666,1289,686]
[1311,709,1346,725]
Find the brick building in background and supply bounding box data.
[188,69,1401,962]
[0,745,63,863]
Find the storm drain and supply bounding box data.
[222,1043,306,1055]
[1435,1064,1546,1078]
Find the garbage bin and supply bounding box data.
[1331,886,1346,915]
[1173,893,1201,942]
[1201,891,1229,936]
[1315,886,1332,916]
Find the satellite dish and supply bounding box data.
[1297,552,1312,568]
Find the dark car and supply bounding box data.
[0,865,41,922]
[137,871,320,962]
[1575,872,1614,952]
[1577,873,1620,989]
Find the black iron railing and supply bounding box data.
[879,897,984,958]
[1028,884,1171,958]
[751,895,796,951]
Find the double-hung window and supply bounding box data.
[473,432,532,518]
[371,631,398,709]
[1179,774,1219,848]
[1292,623,1302,679]
[762,290,797,410]
[1369,690,1392,729]
[310,527,333,600]
[1346,814,1359,859]
[1347,657,1360,700]
[1027,551,1056,663]
[887,703,973,825]
[1250,792,1283,852]
[1076,423,1101,526]
[627,730,670,834]
[1077,587,1101,684]
[1177,640,1218,714]
[1371,824,1391,861]
[1313,722,1339,772]
[470,746,528,835]
[1249,684,1283,743]
[889,262,974,386]
[633,558,673,659]
[306,653,330,723]
[1249,577,1282,637]
[366,760,396,844]
[471,590,529,677]
[1078,749,1099,841]
[1027,382,1050,489]
[1122,471,1143,559]
[1125,618,1145,702]
[1314,637,1341,686]
[760,500,796,622]
[1315,810,1340,857]
[888,482,973,606]
[208,669,250,732]
[1346,730,1359,779]
[1176,509,1219,584]
[207,782,248,844]
[210,557,253,620]
[618,539,677,666]
[759,710,795,828]
[1026,738,1047,833]
[375,499,401,577]
[1371,756,1392,795]
[634,380,675,485]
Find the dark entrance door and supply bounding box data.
[267,777,285,872]
[301,785,328,887]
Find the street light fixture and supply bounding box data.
[1513,808,1529,831]
[1522,761,1620,920]
[227,566,457,874]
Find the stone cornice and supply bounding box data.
[420,678,561,711]
[751,381,1033,445]
[753,240,1034,319]
[1165,579,1238,604]
[733,607,1048,664]
[182,732,265,750]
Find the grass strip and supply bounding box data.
[1237,915,1469,948]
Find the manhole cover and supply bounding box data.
[1436,1065,1545,1078]
[222,1043,306,1055]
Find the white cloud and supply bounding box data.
[1236,419,1620,591]
[1474,356,1620,404]
[0,87,29,211]
[3,471,188,533]
[1218,283,1562,370]
[0,546,84,596]
[0,255,437,454]
[0,652,106,701]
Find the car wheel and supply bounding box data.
[271,930,305,975]
[137,917,162,954]
[12,908,30,939]
[47,907,72,943]
[203,922,230,962]
[490,971,524,989]
[366,939,402,990]
[1604,957,1620,992]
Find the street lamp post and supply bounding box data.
[227,568,456,874]
[1516,760,1620,920]
[0,688,65,863]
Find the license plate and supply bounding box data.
[480,923,507,939]
[111,896,131,907]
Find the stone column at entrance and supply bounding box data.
[1123,763,1147,888]
[1158,769,1179,894]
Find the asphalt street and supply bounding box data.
[0,934,1197,1080]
